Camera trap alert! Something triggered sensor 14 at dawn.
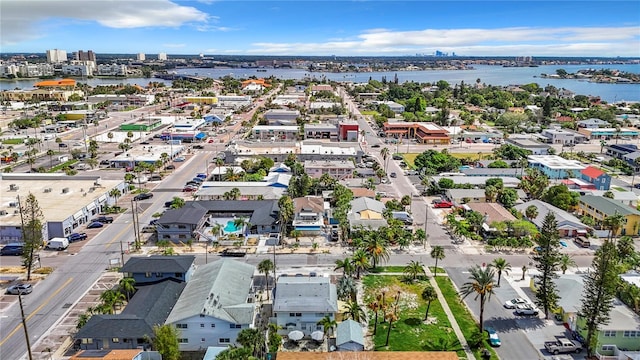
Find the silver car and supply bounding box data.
[515,304,539,316]
[504,298,531,309]
[6,283,33,295]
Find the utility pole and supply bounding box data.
[131,199,140,251]
[424,203,429,250]
[19,295,33,360]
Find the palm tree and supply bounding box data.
[489,258,511,286]
[76,313,91,329]
[317,315,337,340]
[380,147,390,172]
[484,185,498,203]
[351,249,370,279]
[289,229,302,243]
[109,188,122,207]
[384,293,400,347]
[236,327,263,358]
[107,131,114,143]
[368,298,381,334]
[363,234,389,269]
[404,260,424,281]
[233,217,250,235]
[258,259,275,300]
[344,301,366,323]
[46,149,55,168]
[118,277,136,302]
[604,211,626,242]
[559,254,576,274]
[335,257,354,277]
[421,285,438,321]
[459,265,496,333]
[525,205,538,220]
[430,246,445,275]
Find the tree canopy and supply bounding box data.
[414,150,461,175]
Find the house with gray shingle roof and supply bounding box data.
[348,197,387,230]
[75,280,186,350]
[274,277,338,336]
[185,200,280,235]
[157,208,208,243]
[120,255,196,284]
[165,259,256,350]
[514,200,590,237]
[336,319,365,351]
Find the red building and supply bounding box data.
[383,122,450,144]
[339,121,359,141]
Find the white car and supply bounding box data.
[504,298,531,309]
[514,304,539,316]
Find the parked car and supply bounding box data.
[183,186,198,192]
[390,172,397,178]
[1,243,24,256]
[504,298,531,309]
[58,143,68,148]
[134,193,153,201]
[185,181,200,187]
[149,175,162,181]
[141,226,156,233]
[486,327,501,347]
[392,154,403,160]
[433,200,454,208]
[91,216,113,224]
[164,201,174,208]
[371,144,381,148]
[140,141,150,145]
[208,139,215,143]
[45,237,69,251]
[544,338,582,355]
[575,236,591,248]
[67,232,88,242]
[166,164,176,170]
[6,283,33,295]
[191,177,204,183]
[514,304,539,316]
[220,249,247,257]
[99,160,110,166]
[193,145,204,149]
[87,221,104,229]
[173,156,185,162]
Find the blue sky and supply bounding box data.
[2,0,639,56]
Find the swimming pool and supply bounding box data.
[224,220,241,233]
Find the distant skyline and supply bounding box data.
[2,0,639,57]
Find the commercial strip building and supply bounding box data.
[0,174,125,242]
[119,118,163,132]
[578,127,640,140]
[224,140,363,164]
[382,122,450,144]
[108,145,184,169]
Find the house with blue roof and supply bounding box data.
[336,320,365,351]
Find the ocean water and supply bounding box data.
[2,64,638,103]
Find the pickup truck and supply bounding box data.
[544,338,582,355]
[92,216,114,224]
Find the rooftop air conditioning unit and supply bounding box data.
[9,184,18,190]
[0,210,7,215]
[62,188,69,194]
[8,202,17,207]
[44,188,52,193]
[14,210,19,214]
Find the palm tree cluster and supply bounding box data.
[77,277,136,329]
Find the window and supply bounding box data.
[211,323,216,328]
[220,338,230,343]
[623,331,639,337]
[178,225,187,229]
[200,314,205,318]
[179,234,187,239]
[201,324,205,328]
[178,338,188,343]
[176,273,183,277]
[176,324,188,329]
[82,339,93,344]
[289,313,295,317]
[201,338,206,342]
[296,313,302,317]
[604,330,616,337]
[230,324,241,329]
[145,272,151,278]
[156,272,164,277]
[315,313,325,317]
[112,338,119,343]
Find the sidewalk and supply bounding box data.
[424,265,477,360]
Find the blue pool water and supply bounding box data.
[224,221,240,233]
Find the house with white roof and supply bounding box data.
[527,155,586,179]
[273,277,338,336]
[165,260,256,350]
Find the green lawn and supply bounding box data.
[1,138,24,145]
[449,152,493,160]
[360,110,379,116]
[435,276,498,359]
[363,275,464,356]
[400,153,418,168]
[369,266,410,273]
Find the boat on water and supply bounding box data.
[257,69,267,72]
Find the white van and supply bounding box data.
[46,237,69,251]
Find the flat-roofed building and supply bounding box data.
[383,122,450,145]
[264,109,300,124]
[109,145,184,169]
[506,138,551,155]
[578,127,640,140]
[0,174,125,242]
[119,118,163,132]
[304,160,355,180]
[304,124,338,140]
[215,95,252,108]
[252,125,299,141]
[527,155,586,179]
[225,141,363,164]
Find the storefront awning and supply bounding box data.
[73,211,84,220]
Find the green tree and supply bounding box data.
[489,258,512,287]
[278,195,294,237]
[525,205,539,220]
[533,212,562,319]
[604,211,626,241]
[520,168,549,200]
[20,193,44,281]
[317,315,337,340]
[414,149,461,175]
[258,259,274,300]
[236,328,263,358]
[438,178,455,189]
[497,188,518,208]
[169,196,185,209]
[363,234,389,268]
[485,178,504,189]
[542,184,580,211]
[559,254,577,274]
[421,285,438,321]
[118,277,136,302]
[109,188,122,207]
[484,185,498,203]
[579,240,619,357]
[344,301,366,323]
[459,265,496,333]
[488,160,509,168]
[403,260,424,281]
[152,324,180,360]
[351,249,370,279]
[430,246,445,275]
[335,256,355,277]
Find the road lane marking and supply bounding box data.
[0,277,73,347]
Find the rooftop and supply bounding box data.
[121,255,195,274]
[527,155,586,170]
[580,195,640,216]
[275,352,458,360]
[274,277,338,313]
[304,160,356,169]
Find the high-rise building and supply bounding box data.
[158,53,167,61]
[46,49,67,63]
[137,53,146,61]
[74,50,96,62]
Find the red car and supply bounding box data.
[208,139,215,143]
[433,200,454,208]
[183,186,197,192]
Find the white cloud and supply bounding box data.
[1,0,209,45]
[248,26,640,56]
